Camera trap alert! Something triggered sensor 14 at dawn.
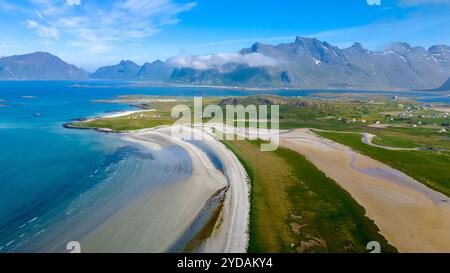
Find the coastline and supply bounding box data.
[63,110,156,133]
[69,80,425,93]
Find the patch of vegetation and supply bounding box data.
[224,139,397,253]
[369,127,450,149]
[315,131,450,197]
[71,111,174,131]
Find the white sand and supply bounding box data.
[80,125,249,253]
[192,126,250,253]
[102,110,155,118]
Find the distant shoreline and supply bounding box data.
[71,80,429,93]
[1,79,448,93]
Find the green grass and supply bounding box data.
[315,131,450,197]
[224,139,397,253]
[369,127,450,149]
[370,133,420,148]
[71,112,174,131]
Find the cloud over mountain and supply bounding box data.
[167,53,279,70]
[90,37,450,89]
[2,36,450,90]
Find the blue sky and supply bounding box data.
[0,0,450,70]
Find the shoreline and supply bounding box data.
[69,124,249,253]
[69,80,434,93]
[63,110,155,133]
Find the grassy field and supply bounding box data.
[315,131,450,197]
[71,111,174,131]
[70,96,223,131]
[224,139,397,253]
[369,127,450,149]
[72,94,449,139]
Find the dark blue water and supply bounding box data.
[0,81,448,252]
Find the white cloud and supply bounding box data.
[167,53,279,70]
[66,0,194,52]
[5,0,196,53]
[25,20,59,38]
[66,0,80,5]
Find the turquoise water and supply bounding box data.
[0,81,181,252]
[0,81,448,252]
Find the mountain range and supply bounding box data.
[1,37,450,90]
[0,52,88,80]
[433,76,450,91]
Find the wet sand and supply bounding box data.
[80,126,249,253]
[280,129,450,252]
[194,126,250,253]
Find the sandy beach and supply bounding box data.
[207,124,450,252]
[279,129,450,252]
[102,109,156,118]
[79,125,249,253]
[193,126,250,253]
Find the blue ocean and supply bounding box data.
[0,81,448,252]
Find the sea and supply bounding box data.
[0,81,448,252]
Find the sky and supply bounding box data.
[0,0,450,70]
